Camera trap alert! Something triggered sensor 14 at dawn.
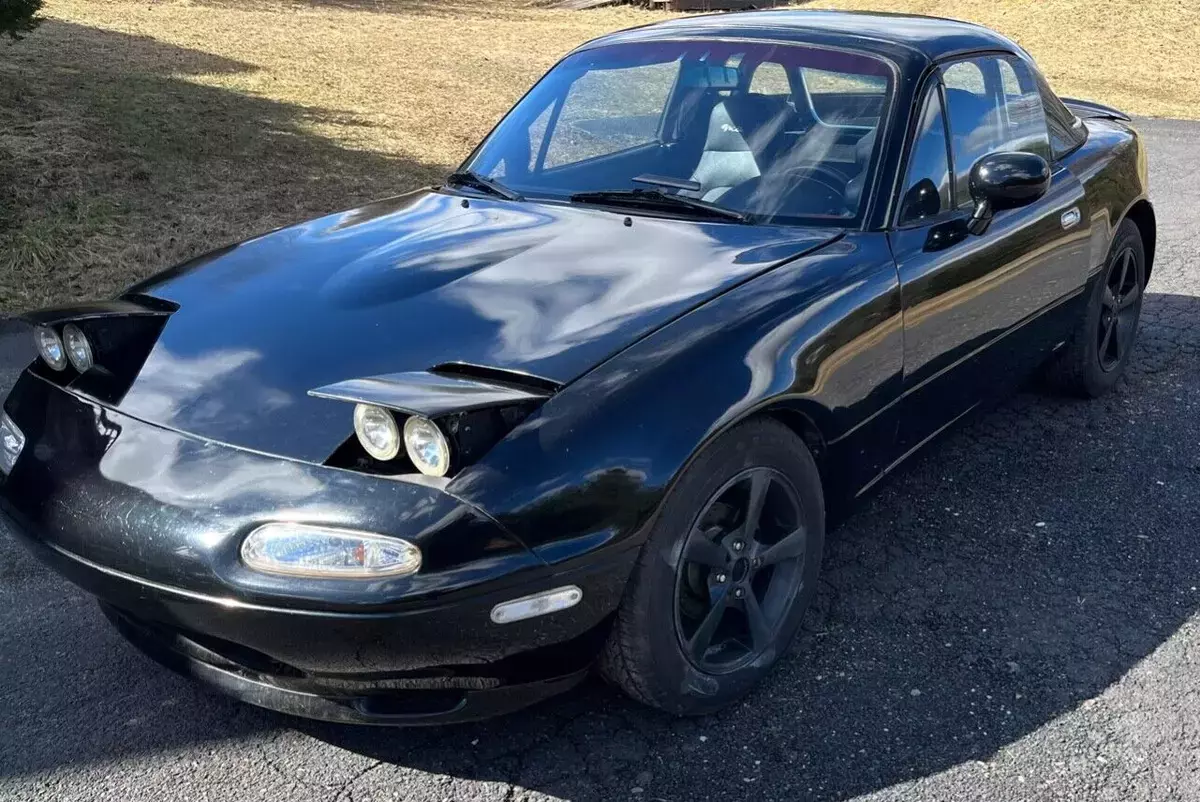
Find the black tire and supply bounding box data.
[599,417,824,715]
[1045,218,1146,397]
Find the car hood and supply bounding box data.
[117,189,842,462]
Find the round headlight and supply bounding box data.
[34,326,67,371]
[62,324,94,373]
[403,415,451,477]
[353,404,401,461]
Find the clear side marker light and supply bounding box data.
[490,585,583,624]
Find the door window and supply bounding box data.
[898,86,952,226]
[942,56,1051,208]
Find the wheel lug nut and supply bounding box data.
[715,573,728,583]
[733,541,744,552]
[734,588,745,598]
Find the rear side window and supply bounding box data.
[749,61,791,95]
[898,86,952,226]
[941,55,1050,209]
[1034,71,1088,159]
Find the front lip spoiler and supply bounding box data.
[104,605,590,726]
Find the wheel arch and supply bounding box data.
[759,399,830,480]
[1122,199,1157,285]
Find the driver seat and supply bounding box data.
[689,94,788,201]
[843,127,878,213]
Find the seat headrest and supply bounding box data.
[703,93,789,153]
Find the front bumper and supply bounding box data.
[0,372,635,722]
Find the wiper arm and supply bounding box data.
[445,170,522,201]
[569,188,747,223]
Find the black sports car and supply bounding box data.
[0,11,1154,724]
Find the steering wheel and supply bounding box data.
[720,164,853,219]
[766,164,851,217]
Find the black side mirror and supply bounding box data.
[967,152,1051,236]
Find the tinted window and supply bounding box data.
[542,61,680,169]
[942,56,1050,208]
[899,87,952,226]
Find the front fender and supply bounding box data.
[447,233,904,563]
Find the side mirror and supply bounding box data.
[966,152,1050,236]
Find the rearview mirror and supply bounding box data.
[967,152,1051,236]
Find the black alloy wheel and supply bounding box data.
[599,418,824,715]
[1098,246,1142,372]
[1044,218,1145,398]
[674,467,807,673]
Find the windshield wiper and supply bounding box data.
[569,188,747,223]
[445,170,522,201]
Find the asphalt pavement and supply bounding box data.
[0,118,1198,802]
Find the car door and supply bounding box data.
[887,54,1092,454]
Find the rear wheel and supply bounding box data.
[599,418,824,715]
[1046,218,1146,397]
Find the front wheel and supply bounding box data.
[1046,218,1146,397]
[599,418,824,715]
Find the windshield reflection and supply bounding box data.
[467,39,894,226]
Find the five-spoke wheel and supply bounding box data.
[1046,217,1146,397]
[601,418,824,715]
[1098,246,1142,372]
[675,468,808,673]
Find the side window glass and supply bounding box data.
[943,60,987,95]
[749,61,790,96]
[997,58,1051,162]
[899,86,952,226]
[543,61,679,170]
[1034,71,1087,159]
[942,56,1050,209]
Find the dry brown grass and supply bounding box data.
[1,0,1197,314]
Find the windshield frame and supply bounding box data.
[456,36,902,230]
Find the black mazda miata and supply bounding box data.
[0,11,1154,724]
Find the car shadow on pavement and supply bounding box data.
[298,290,1200,801]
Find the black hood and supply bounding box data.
[118,190,842,462]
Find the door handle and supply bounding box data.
[1061,207,1081,230]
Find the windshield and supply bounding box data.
[464,40,894,225]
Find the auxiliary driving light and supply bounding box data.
[403,415,451,477]
[353,403,401,461]
[62,324,94,373]
[490,586,583,624]
[34,326,67,371]
[0,413,25,476]
[240,523,422,579]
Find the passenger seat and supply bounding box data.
[688,93,793,201]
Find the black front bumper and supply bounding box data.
[104,604,591,726]
[0,372,636,724]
